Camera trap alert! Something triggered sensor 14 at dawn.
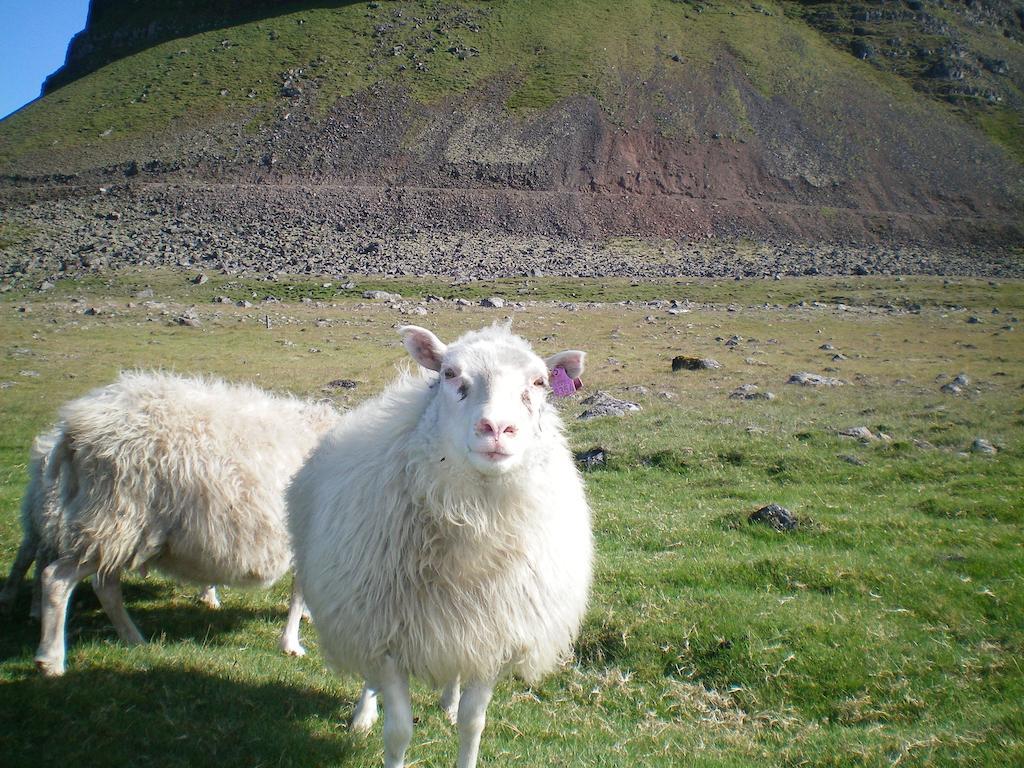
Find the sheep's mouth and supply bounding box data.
[476,449,512,462]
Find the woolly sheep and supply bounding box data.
[23,371,338,676]
[288,324,593,768]
[0,425,223,620]
[0,427,61,621]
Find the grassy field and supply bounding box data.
[0,272,1022,766]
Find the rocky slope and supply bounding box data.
[1,0,1023,280]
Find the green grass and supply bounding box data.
[1,273,1022,766]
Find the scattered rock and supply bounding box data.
[838,454,866,465]
[134,288,154,299]
[748,503,798,531]
[362,290,402,301]
[39,281,55,292]
[176,307,201,327]
[672,355,722,371]
[787,372,843,387]
[574,447,608,470]
[326,379,358,389]
[838,426,876,441]
[578,391,641,420]
[192,273,209,285]
[941,372,970,394]
[729,384,775,401]
[480,296,506,308]
[971,438,997,455]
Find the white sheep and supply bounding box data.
[288,324,593,768]
[23,371,338,676]
[0,425,223,620]
[0,427,61,621]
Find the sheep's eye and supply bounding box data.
[443,368,456,379]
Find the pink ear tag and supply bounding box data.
[550,366,578,398]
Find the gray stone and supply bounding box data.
[729,384,775,401]
[839,426,876,441]
[362,290,402,301]
[787,372,843,387]
[748,503,798,531]
[971,438,997,455]
[578,391,641,420]
[574,447,607,470]
[672,356,722,371]
[839,454,866,466]
[480,296,506,308]
[176,308,201,327]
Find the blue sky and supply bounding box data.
[1,1,90,120]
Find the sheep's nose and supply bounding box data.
[476,418,517,438]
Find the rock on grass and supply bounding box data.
[787,372,843,387]
[672,356,722,371]
[748,503,798,531]
[578,391,641,420]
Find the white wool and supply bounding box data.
[45,370,338,585]
[288,326,593,688]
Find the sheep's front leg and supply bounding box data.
[278,577,306,657]
[0,533,36,615]
[197,585,220,609]
[34,556,96,676]
[456,679,495,768]
[93,572,145,645]
[370,657,412,768]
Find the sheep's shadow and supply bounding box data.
[0,665,357,768]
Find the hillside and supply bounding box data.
[1,0,1023,279]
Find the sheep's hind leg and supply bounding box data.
[0,533,36,615]
[30,547,55,621]
[456,679,495,768]
[93,572,145,645]
[372,657,412,768]
[34,556,96,676]
[278,577,306,657]
[350,683,379,733]
[440,677,461,725]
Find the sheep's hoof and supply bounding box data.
[279,639,306,657]
[34,656,65,677]
[350,709,378,734]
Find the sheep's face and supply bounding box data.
[401,325,585,476]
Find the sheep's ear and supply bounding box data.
[545,350,586,379]
[399,325,447,372]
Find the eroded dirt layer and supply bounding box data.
[2,182,1021,282]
